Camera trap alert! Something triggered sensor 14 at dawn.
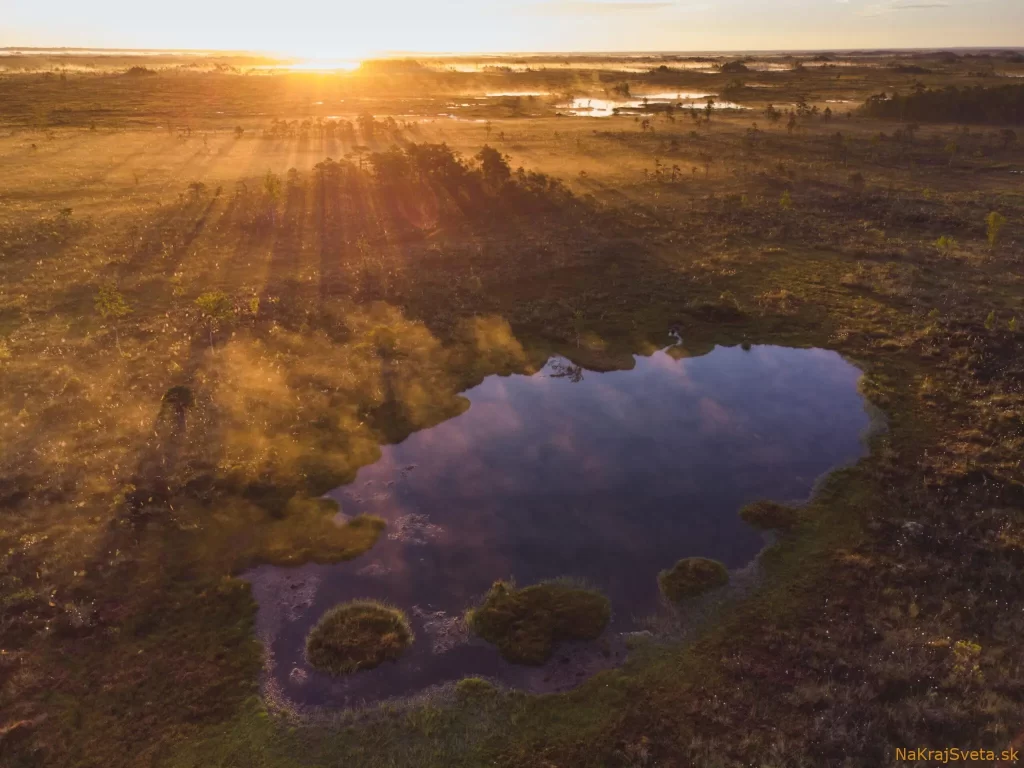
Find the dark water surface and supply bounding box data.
[247,343,874,708]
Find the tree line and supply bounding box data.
[861,84,1024,125]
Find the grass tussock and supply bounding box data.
[305,600,413,675]
[658,558,730,602]
[454,677,496,697]
[466,579,611,665]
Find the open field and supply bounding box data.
[1,49,1024,767]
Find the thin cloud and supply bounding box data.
[861,0,951,14]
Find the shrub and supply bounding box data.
[739,500,800,529]
[986,211,1006,247]
[305,600,413,675]
[466,579,610,665]
[476,145,511,189]
[658,558,728,602]
[455,677,495,697]
[95,284,130,321]
[720,60,750,74]
[195,291,235,345]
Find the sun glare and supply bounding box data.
[253,56,363,72]
[287,57,362,72]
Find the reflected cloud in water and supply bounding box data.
[247,343,873,708]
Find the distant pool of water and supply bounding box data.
[557,95,748,116]
[247,342,873,709]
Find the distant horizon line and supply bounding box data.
[2,45,1023,58]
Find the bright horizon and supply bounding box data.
[3,0,1022,60]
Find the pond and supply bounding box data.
[247,341,875,709]
[557,95,748,117]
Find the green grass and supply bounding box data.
[454,677,496,697]
[466,579,611,665]
[657,558,730,602]
[305,600,414,675]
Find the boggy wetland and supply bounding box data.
[253,343,873,708]
[1,46,1023,768]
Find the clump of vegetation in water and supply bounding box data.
[305,600,413,675]
[658,558,729,602]
[466,579,610,665]
[739,500,800,530]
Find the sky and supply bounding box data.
[2,0,1022,56]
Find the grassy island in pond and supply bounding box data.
[658,557,730,602]
[467,580,611,665]
[306,600,413,675]
[739,500,801,530]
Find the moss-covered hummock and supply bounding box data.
[739,500,800,530]
[305,600,413,675]
[466,579,611,665]
[658,558,729,602]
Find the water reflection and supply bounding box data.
[247,343,872,708]
[558,95,748,116]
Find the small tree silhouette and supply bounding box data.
[986,211,1006,247]
[95,284,131,354]
[572,308,585,348]
[195,291,235,347]
[263,171,282,225]
[945,140,958,167]
[476,145,511,189]
[698,151,712,178]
